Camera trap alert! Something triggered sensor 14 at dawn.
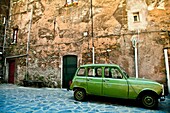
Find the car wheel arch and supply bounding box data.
[73,87,86,92]
[137,90,159,100]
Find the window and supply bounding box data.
[111,68,122,79]
[66,0,72,5]
[104,67,110,78]
[73,0,78,3]
[104,67,122,79]
[12,28,18,44]
[88,67,102,77]
[95,68,102,77]
[88,68,95,77]
[77,68,86,76]
[133,12,140,22]
[65,0,78,7]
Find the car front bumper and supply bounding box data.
[160,84,165,101]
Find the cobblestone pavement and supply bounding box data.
[0,84,170,113]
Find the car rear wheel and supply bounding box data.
[74,89,86,101]
[140,93,158,109]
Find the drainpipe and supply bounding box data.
[164,49,170,93]
[131,35,139,78]
[135,45,138,78]
[3,17,7,53]
[25,6,33,80]
[90,0,95,64]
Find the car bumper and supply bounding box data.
[160,95,165,101]
[160,84,165,101]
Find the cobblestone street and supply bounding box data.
[0,84,169,113]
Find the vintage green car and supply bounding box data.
[70,64,165,109]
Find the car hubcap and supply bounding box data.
[144,96,154,106]
[76,91,83,100]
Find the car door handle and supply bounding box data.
[103,79,109,82]
[87,78,91,81]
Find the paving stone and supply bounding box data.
[0,84,170,113]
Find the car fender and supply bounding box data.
[137,88,159,100]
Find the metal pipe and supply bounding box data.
[26,6,33,80]
[90,0,95,64]
[92,47,95,64]
[135,47,138,78]
[135,30,140,78]
[164,49,170,93]
[3,17,7,53]
[131,30,139,78]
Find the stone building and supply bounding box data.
[0,0,10,83]
[1,0,170,90]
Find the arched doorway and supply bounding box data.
[63,55,77,88]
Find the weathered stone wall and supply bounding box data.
[8,0,170,87]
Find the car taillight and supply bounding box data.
[69,80,72,86]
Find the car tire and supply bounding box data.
[74,89,86,101]
[140,93,158,109]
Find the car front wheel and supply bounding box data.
[141,93,158,109]
[74,89,86,101]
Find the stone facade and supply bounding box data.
[0,0,10,83]
[5,0,170,88]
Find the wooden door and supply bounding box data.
[63,55,77,88]
[8,60,15,84]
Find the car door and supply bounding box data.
[103,67,129,99]
[87,67,103,96]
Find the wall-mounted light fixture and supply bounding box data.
[106,49,111,52]
[83,31,88,37]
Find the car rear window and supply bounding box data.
[77,68,86,76]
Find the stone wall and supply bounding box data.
[8,0,170,87]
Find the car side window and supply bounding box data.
[88,68,94,77]
[104,67,122,79]
[77,68,86,76]
[104,67,110,78]
[110,68,122,79]
[95,68,102,77]
[88,67,102,77]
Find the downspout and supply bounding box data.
[25,6,33,80]
[2,17,7,81]
[164,49,170,94]
[3,17,7,53]
[135,45,138,78]
[90,0,95,64]
[131,33,139,78]
[135,30,140,78]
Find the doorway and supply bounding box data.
[8,60,15,84]
[63,55,77,88]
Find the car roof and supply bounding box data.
[80,64,120,68]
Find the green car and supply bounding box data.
[70,64,165,109]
